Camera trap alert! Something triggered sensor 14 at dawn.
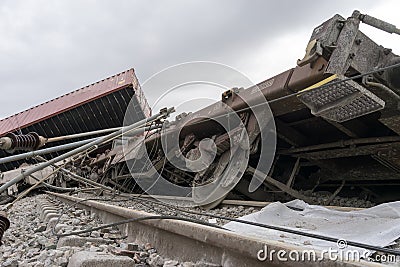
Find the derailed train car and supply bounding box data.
[98,10,400,206]
[0,69,151,198]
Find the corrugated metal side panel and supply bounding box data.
[0,68,144,136]
[134,83,152,118]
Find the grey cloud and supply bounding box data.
[0,0,382,119]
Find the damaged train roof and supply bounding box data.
[0,68,151,171]
[0,68,151,136]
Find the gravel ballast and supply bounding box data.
[0,194,217,267]
[0,192,398,266]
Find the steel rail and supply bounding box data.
[48,192,378,267]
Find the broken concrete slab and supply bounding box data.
[57,236,111,248]
[67,251,134,267]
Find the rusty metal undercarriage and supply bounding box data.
[1,10,400,209]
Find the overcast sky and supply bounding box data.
[1,0,399,119]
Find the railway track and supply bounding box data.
[99,193,366,211]
[37,192,387,267]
